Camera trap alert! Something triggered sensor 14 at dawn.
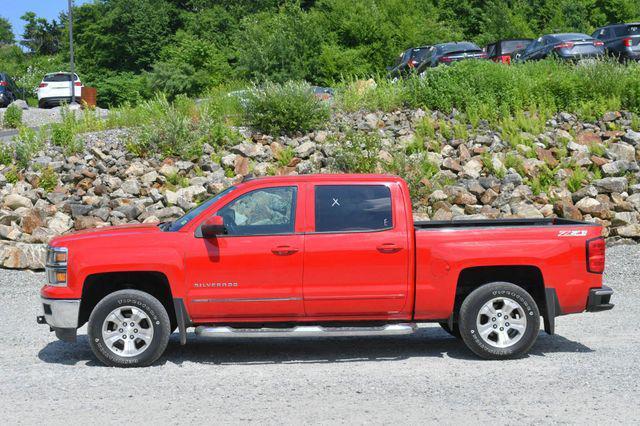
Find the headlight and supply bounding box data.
[46,246,68,286]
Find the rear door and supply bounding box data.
[302,182,410,317]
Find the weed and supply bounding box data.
[275,146,296,167]
[4,166,19,183]
[3,104,22,128]
[38,166,58,191]
[333,131,381,173]
[567,167,589,192]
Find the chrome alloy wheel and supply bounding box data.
[476,297,527,348]
[101,306,154,357]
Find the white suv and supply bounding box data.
[37,72,83,108]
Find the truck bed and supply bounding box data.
[414,217,596,230]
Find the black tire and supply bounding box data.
[459,282,540,360]
[88,289,171,367]
[438,322,461,339]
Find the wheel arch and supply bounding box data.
[79,271,177,330]
[453,265,552,332]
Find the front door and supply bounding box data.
[185,185,305,321]
[303,183,410,318]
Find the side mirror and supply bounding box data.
[201,216,226,238]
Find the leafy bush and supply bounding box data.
[3,104,22,128]
[0,143,12,165]
[243,81,330,136]
[275,146,296,167]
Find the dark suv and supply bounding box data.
[592,23,640,62]
[414,42,487,73]
[0,73,21,107]
[516,33,604,62]
[485,39,533,64]
[387,46,432,78]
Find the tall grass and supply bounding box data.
[341,59,640,121]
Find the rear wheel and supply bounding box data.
[459,282,540,360]
[88,289,170,367]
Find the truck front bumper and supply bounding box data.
[37,297,80,342]
[586,286,614,312]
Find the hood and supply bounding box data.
[50,222,162,246]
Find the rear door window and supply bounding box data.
[616,25,640,37]
[314,185,393,233]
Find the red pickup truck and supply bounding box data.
[38,174,614,367]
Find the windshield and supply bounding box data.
[501,40,532,54]
[164,186,236,232]
[412,48,431,62]
[439,43,481,54]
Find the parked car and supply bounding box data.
[37,72,83,108]
[484,39,533,64]
[387,46,432,78]
[0,72,22,107]
[37,174,613,367]
[592,23,640,62]
[415,42,487,73]
[311,86,334,101]
[516,33,605,62]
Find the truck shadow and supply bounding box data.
[37,327,593,367]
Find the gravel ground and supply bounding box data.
[0,245,638,425]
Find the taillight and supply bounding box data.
[0,81,7,86]
[500,55,511,64]
[555,42,574,49]
[74,82,82,86]
[586,237,605,274]
[439,56,453,63]
[623,38,633,47]
[479,52,488,58]
[39,83,48,88]
[593,41,604,47]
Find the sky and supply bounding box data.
[2,0,91,40]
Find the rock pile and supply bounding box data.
[2,109,640,269]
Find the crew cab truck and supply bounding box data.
[37,174,614,367]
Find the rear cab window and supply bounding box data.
[500,40,531,55]
[314,185,393,233]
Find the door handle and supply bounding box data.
[376,243,401,254]
[271,245,299,256]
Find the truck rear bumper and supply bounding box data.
[37,298,80,342]
[586,286,614,312]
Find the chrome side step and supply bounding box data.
[195,323,417,338]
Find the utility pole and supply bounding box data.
[68,0,77,106]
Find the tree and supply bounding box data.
[0,17,14,45]
[20,12,62,54]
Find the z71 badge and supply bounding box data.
[558,230,587,237]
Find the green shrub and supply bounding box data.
[3,104,22,128]
[333,131,381,173]
[243,81,330,135]
[38,166,58,191]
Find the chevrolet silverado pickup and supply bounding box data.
[38,174,614,367]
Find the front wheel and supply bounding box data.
[459,282,540,360]
[88,289,171,367]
